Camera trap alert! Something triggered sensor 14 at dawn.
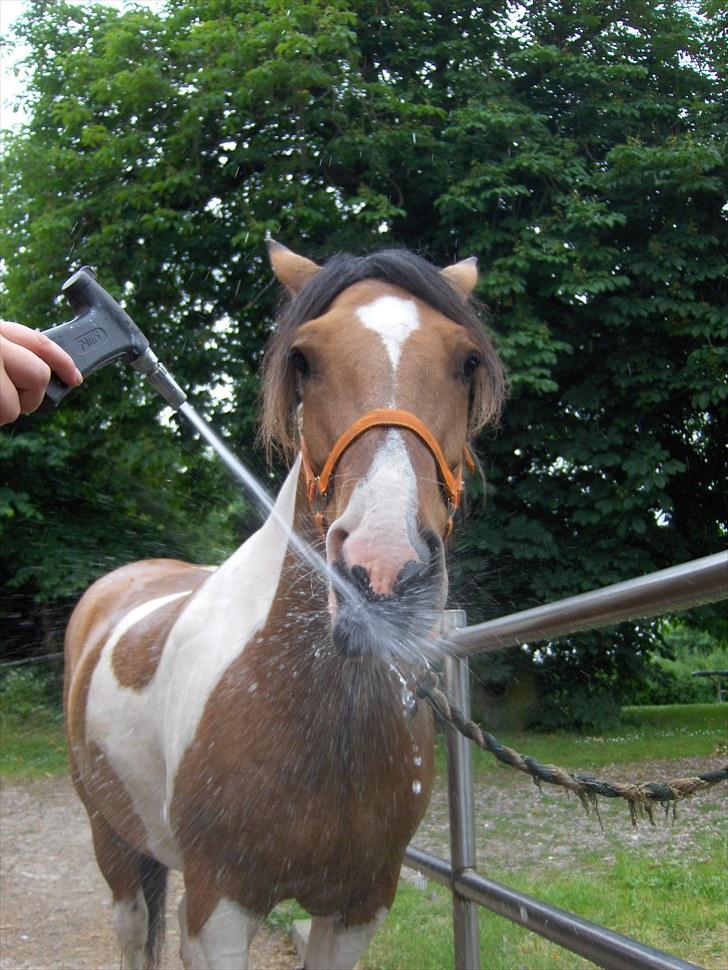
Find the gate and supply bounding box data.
[403,551,728,970]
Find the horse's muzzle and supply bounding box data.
[331,531,445,659]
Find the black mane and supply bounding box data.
[277,249,485,335]
[261,247,505,458]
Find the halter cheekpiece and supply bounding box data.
[299,408,475,534]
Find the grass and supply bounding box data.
[268,833,727,970]
[459,702,728,777]
[358,833,727,969]
[0,716,68,776]
[622,702,728,730]
[0,668,68,777]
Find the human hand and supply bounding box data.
[0,321,83,425]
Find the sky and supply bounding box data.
[1,0,31,128]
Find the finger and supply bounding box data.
[0,321,83,386]
[0,368,22,425]
[1,340,52,398]
[17,382,47,416]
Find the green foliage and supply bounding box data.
[630,624,728,705]
[1,1,725,723]
[0,667,61,723]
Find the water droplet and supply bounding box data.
[414,755,422,767]
[412,780,422,795]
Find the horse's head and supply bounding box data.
[262,242,505,661]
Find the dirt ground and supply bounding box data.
[1,755,725,970]
[0,775,297,970]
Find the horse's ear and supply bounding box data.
[267,239,322,295]
[440,256,478,296]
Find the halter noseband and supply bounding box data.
[299,408,475,534]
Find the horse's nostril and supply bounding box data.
[394,559,428,596]
[350,564,371,597]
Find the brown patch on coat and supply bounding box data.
[65,560,211,746]
[83,790,149,903]
[64,559,212,856]
[82,741,150,851]
[111,567,212,690]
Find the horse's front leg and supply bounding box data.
[179,872,262,970]
[304,908,389,970]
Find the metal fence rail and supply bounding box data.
[449,551,727,656]
[403,847,700,970]
[404,550,728,970]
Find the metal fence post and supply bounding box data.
[443,609,480,970]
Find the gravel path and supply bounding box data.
[1,755,725,969]
[0,776,296,970]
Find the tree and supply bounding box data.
[1,0,725,725]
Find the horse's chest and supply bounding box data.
[171,670,434,904]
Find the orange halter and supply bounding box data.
[299,408,475,534]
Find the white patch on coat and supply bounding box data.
[305,907,388,970]
[159,455,301,789]
[181,897,261,970]
[356,295,420,371]
[106,591,194,664]
[85,590,194,866]
[84,457,302,870]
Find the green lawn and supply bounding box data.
[0,715,68,776]
[463,701,728,776]
[270,830,727,970]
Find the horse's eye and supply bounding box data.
[289,348,310,379]
[463,353,481,380]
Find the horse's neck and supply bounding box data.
[193,454,329,654]
[199,462,418,771]
[160,458,304,687]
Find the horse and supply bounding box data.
[63,240,505,970]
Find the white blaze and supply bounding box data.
[356,295,420,371]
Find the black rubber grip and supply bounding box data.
[39,267,150,410]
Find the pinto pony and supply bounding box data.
[64,243,505,969]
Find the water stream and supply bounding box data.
[177,401,444,665]
[178,402,362,611]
